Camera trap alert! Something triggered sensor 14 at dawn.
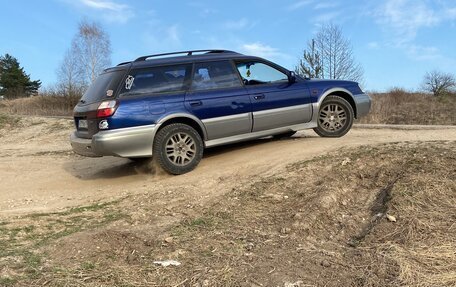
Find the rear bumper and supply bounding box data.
[70,133,100,157]
[70,124,157,158]
[354,93,371,118]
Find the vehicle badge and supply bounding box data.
[106,89,114,97]
[99,119,109,130]
[125,75,135,90]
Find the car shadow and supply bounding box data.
[204,132,311,158]
[63,132,311,180]
[62,156,160,181]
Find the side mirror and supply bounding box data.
[288,71,297,83]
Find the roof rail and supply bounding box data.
[117,61,132,66]
[134,49,237,62]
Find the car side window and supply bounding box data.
[120,64,191,95]
[236,62,288,85]
[191,61,242,91]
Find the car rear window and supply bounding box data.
[80,70,125,104]
[120,64,192,96]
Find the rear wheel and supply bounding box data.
[153,123,204,175]
[313,96,354,137]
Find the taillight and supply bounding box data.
[97,100,117,118]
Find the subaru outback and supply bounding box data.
[70,50,371,174]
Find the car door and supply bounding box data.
[185,60,252,140]
[236,61,312,132]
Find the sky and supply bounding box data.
[1,0,455,92]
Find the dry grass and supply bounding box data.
[2,141,455,286]
[0,95,79,117]
[358,89,456,125]
[372,166,456,287]
[355,142,456,287]
[0,114,21,129]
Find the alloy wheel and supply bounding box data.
[318,103,347,132]
[165,132,196,166]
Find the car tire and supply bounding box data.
[273,131,297,139]
[313,95,354,138]
[153,123,204,175]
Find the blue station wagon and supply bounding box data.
[70,50,371,174]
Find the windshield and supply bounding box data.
[79,70,125,105]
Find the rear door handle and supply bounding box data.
[254,94,265,100]
[189,101,202,107]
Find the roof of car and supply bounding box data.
[113,50,258,70]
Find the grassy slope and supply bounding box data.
[357,91,456,125]
[1,141,454,286]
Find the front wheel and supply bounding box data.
[153,123,204,175]
[313,96,354,137]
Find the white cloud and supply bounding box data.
[186,2,218,17]
[367,42,380,49]
[223,18,255,30]
[313,11,341,23]
[142,24,182,52]
[406,45,441,61]
[166,25,180,44]
[287,0,314,11]
[73,0,134,23]
[374,0,456,61]
[447,8,456,18]
[80,0,125,11]
[376,0,439,43]
[240,43,290,60]
[314,2,339,10]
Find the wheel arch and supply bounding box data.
[317,88,357,118]
[156,114,208,142]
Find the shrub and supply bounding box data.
[0,95,79,117]
[357,89,456,125]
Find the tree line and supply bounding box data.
[295,23,455,97]
[0,54,41,99]
[0,21,454,100]
[0,20,111,100]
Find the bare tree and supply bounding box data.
[56,48,85,97]
[56,20,111,98]
[72,20,111,84]
[295,39,322,78]
[422,70,455,97]
[305,23,363,82]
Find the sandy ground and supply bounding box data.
[1,117,455,217]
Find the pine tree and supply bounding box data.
[296,24,363,82]
[295,39,322,79]
[0,54,41,99]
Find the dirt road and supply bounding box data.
[1,117,455,216]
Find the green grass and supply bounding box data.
[0,199,128,284]
[188,217,212,227]
[80,261,96,271]
[0,277,18,286]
